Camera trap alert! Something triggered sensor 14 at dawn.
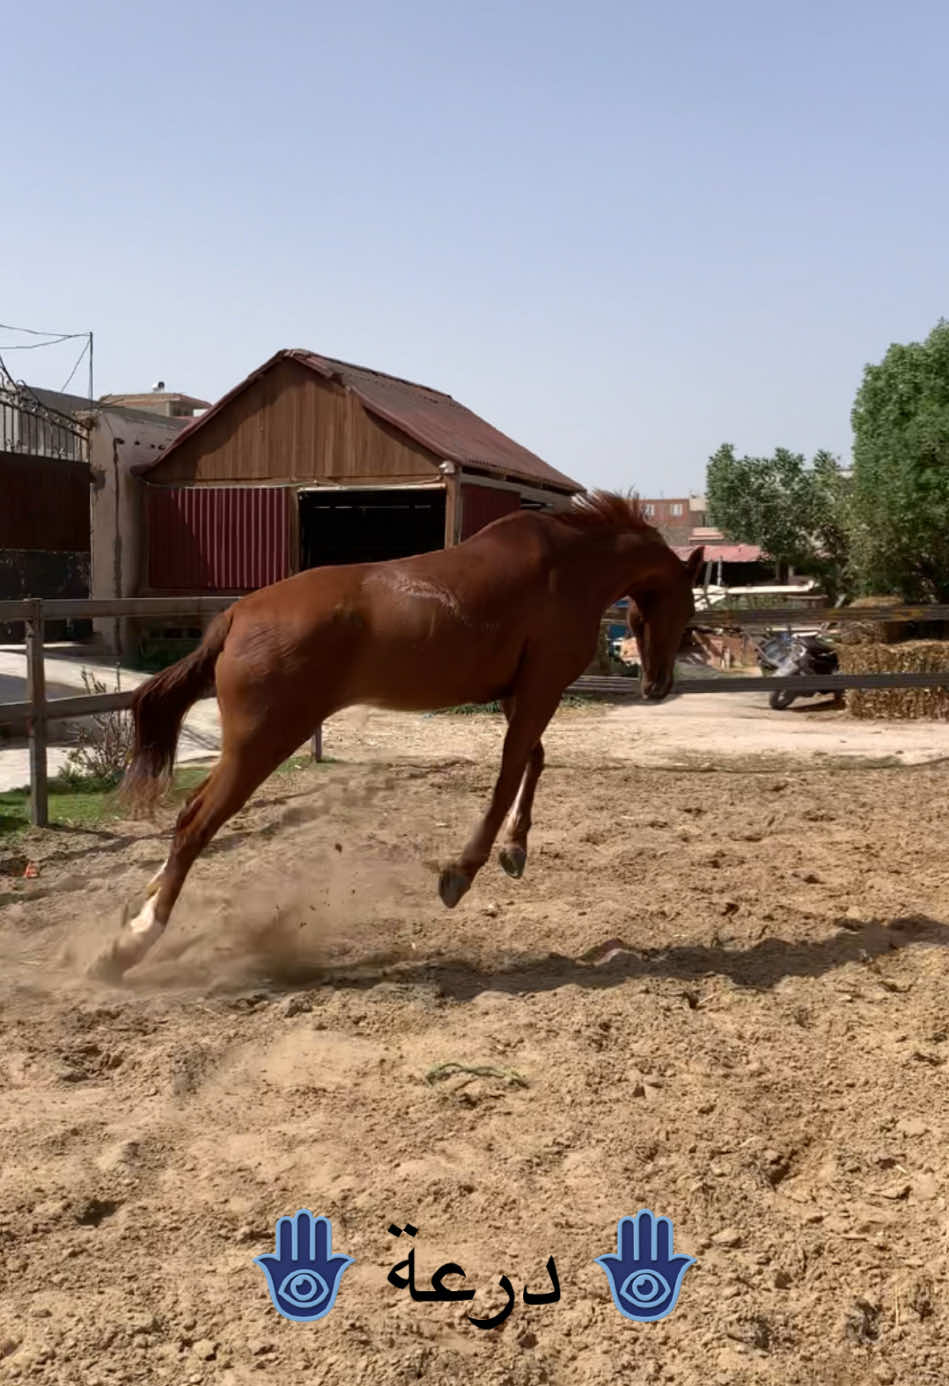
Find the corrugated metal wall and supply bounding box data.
[0,451,91,551]
[146,485,291,591]
[460,483,520,540]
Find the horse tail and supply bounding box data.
[120,608,234,818]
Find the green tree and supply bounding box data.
[705,443,851,599]
[849,319,949,600]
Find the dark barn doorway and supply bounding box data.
[298,488,446,570]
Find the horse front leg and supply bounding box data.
[497,696,544,881]
[498,741,544,879]
[439,691,557,908]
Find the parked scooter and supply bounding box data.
[756,629,842,710]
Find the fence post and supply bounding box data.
[311,724,323,763]
[26,598,48,828]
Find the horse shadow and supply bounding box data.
[189,912,949,1002]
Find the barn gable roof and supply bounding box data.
[140,348,582,494]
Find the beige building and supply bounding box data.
[80,405,193,652]
[98,384,211,420]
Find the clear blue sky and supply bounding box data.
[4,0,948,495]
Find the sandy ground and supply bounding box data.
[2,700,949,1385]
[319,692,949,772]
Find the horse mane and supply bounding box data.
[556,489,657,536]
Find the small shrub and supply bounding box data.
[60,669,135,787]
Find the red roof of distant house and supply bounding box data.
[140,348,582,494]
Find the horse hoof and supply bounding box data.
[86,945,126,986]
[499,844,527,879]
[439,866,471,909]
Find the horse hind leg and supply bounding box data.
[143,772,210,897]
[144,858,168,898]
[89,747,285,982]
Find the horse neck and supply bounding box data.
[571,529,675,610]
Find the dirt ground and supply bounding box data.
[2,699,949,1385]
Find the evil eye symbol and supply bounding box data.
[278,1269,330,1311]
[621,1269,671,1311]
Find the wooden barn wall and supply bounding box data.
[146,360,442,486]
[460,483,520,540]
[0,451,90,551]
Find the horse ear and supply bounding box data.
[684,546,705,582]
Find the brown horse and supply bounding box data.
[91,491,702,981]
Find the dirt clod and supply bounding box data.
[712,1227,743,1248]
[845,1298,882,1345]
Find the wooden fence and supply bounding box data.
[2,595,949,827]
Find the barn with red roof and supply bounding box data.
[138,348,582,595]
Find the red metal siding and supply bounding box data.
[460,484,520,540]
[146,486,291,591]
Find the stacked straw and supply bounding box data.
[839,640,949,720]
[832,593,949,718]
[834,594,907,647]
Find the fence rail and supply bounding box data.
[7,596,949,629]
[0,690,133,731]
[687,601,949,628]
[0,596,233,623]
[2,594,949,828]
[572,671,949,697]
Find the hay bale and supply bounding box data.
[839,640,949,719]
[835,595,906,646]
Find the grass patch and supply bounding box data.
[0,753,328,843]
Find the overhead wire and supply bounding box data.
[0,336,75,350]
[60,338,91,393]
[0,323,94,399]
[0,321,87,339]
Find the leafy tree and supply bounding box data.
[705,443,851,599]
[849,319,949,600]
